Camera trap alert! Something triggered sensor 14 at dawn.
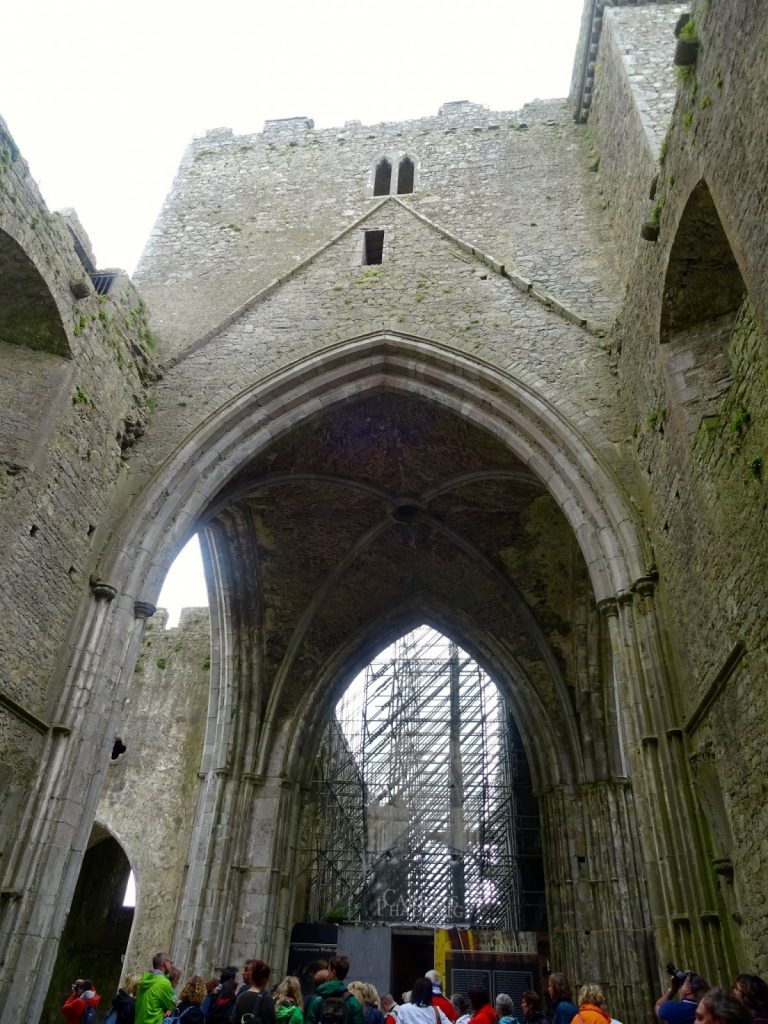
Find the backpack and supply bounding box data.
[81,1004,96,1024]
[319,990,353,1024]
[236,990,265,1024]
[207,994,234,1022]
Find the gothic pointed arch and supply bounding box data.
[661,180,746,340]
[41,822,134,1020]
[276,593,582,794]
[301,622,547,931]
[397,154,415,194]
[99,333,648,607]
[659,180,753,425]
[373,157,393,196]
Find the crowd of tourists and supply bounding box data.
[61,954,768,1024]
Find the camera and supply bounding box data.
[666,964,687,983]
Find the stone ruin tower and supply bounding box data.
[1,1,767,1021]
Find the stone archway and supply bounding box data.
[114,336,657,1016]
[39,823,134,1024]
[0,333,723,1023]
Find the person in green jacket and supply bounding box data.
[275,975,305,1024]
[305,956,364,1024]
[135,952,177,1024]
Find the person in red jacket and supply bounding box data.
[61,977,101,1022]
[467,987,496,1024]
[426,971,457,1023]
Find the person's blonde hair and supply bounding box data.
[275,976,304,1010]
[180,975,207,1006]
[578,985,606,1009]
[348,982,367,1007]
[123,974,142,997]
[363,984,380,1008]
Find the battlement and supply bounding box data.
[187,96,569,159]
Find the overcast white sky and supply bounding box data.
[3,0,584,623]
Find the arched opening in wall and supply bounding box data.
[295,626,546,997]
[0,228,70,356]
[659,180,747,431]
[0,228,73,474]
[129,352,644,996]
[373,158,393,197]
[157,533,209,628]
[397,156,415,195]
[40,824,134,1024]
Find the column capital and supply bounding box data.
[597,596,619,618]
[89,578,117,602]
[632,565,659,598]
[133,600,156,620]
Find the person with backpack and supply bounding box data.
[305,956,364,1024]
[206,968,240,1024]
[174,975,208,1023]
[61,977,101,1023]
[232,959,277,1024]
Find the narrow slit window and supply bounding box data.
[373,159,392,196]
[397,156,415,194]
[364,230,384,265]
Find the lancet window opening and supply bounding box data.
[371,155,416,196]
[302,626,545,931]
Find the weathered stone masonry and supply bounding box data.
[1,1,767,1021]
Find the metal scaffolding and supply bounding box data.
[302,627,545,930]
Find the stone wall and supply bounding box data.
[135,99,623,360]
[0,115,157,889]
[2,0,768,1017]
[586,4,686,279]
[589,0,768,975]
[93,609,210,973]
[127,194,633,501]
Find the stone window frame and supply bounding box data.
[359,227,386,266]
[369,152,419,197]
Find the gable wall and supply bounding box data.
[135,100,623,360]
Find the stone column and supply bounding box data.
[0,588,153,1023]
[229,772,305,970]
[540,776,655,1021]
[608,578,739,988]
[172,762,305,976]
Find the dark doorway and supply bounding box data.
[391,930,434,1000]
[40,827,133,1023]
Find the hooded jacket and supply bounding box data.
[135,971,176,1024]
[572,1005,612,1024]
[305,981,364,1024]
[62,988,101,1023]
[276,1002,304,1024]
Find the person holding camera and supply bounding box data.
[656,965,710,1024]
[61,977,101,1022]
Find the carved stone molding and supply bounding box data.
[90,578,118,602]
[133,600,156,620]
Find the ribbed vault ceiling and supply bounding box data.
[205,390,592,754]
